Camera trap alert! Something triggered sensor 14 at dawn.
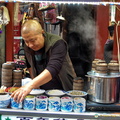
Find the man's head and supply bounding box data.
[21,20,44,51]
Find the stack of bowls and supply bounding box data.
[73,77,84,91]
[92,59,101,71]
[6,61,16,70]
[108,61,119,75]
[1,63,13,87]
[13,70,23,87]
[95,61,108,75]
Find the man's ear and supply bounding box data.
[42,30,45,34]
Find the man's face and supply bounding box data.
[22,31,44,51]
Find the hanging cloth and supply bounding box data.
[0,6,10,34]
[38,2,55,11]
[1,6,10,25]
[45,5,62,31]
[14,3,20,26]
[0,7,3,33]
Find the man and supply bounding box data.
[11,20,76,103]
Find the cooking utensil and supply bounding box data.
[87,73,120,104]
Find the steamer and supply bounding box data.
[87,71,120,104]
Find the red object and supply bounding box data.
[5,87,19,93]
[14,39,20,55]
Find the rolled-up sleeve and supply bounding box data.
[46,40,67,78]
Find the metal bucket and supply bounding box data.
[87,72,120,104]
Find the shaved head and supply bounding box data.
[21,20,43,35]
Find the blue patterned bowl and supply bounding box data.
[0,94,11,108]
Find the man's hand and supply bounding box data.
[11,69,52,103]
[11,84,33,103]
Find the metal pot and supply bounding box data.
[87,72,120,104]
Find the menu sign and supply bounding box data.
[0,116,68,120]
[0,115,49,120]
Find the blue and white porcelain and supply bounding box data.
[48,97,60,112]
[23,95,35,110]
[74,97,86,112]
[36,95,48,111]
[11,98,22,109]
[0,94,10,108]
[61,96,73,112]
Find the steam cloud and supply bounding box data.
[63,4,98,61]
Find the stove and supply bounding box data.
[86,100,120,111]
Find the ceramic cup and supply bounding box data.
[36,95,48,111]
[48,97,60,112]
[11,98,22,109]
[74,97,86,112]
[61,96,73,112]
[23,95,35,110]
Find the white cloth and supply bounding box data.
[14,3,19,26]
[1,6,10,25]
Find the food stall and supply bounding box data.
[0,0,120,120]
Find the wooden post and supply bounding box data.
[5,2,14,61]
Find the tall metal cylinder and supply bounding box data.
[87,75,120,104]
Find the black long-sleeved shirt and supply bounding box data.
[26,40,67,90]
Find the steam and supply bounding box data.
[68,5,96,42]
[63,4,98,61]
